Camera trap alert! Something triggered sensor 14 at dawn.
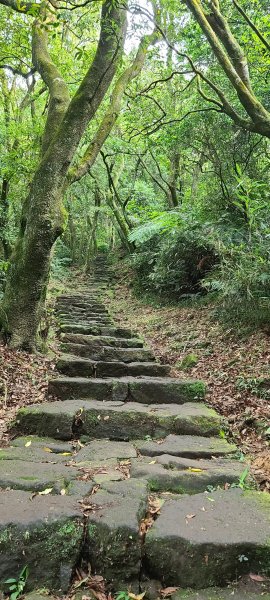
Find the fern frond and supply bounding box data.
[128,210,181,244]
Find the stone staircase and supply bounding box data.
[0,255,269,596]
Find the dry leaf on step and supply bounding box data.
[160,587,179,597]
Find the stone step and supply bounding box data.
[144,488,270,588]
[56,305,109,313]
[56,355,170,378]
[60,342,143,359]
[60,333,144,349]
[56,308,109,316]
[16,399,222,440]
[130,454,245,494]
[48,376,206,404]
[59,320,113,329]
[58,313,112,322]
[55,295,103,303]
[60,320,113,329]
[55,301,107,310]
[0,457,79,494]
[136,434,235,458]
[0,490,83,591]
[59,345,155,362]
[0,437,135,494]
[59,323,135,337]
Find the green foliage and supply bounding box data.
[231,467,251,491]
[115,592,130,600]
[51,240,72,281]
[4,566,29,600]
[236,376,270,400]
[204,226,270,328]
[130,213,218,299]
[178,353,199,370]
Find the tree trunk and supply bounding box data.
[0,179,12,260]
[0,0,127,349]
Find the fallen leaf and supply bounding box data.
[129,592,146,600]
[60,452,72,456]
[160,587,179,597]
[25,440,32,447]
[43,447,53,453]
[249,573,268,582]
[188,468,203,473]
[38,487,53,495]
[185,513,196,519]
[60,488,66,495]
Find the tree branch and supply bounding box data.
[68,26,158,183]
[0,0,40,14]
[206,0,251,89]
[185,0,270,136]
[32,15,70,154]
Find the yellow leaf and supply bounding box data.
[149,460,156,464]
[38,488,53,495]
[60,452,72,456]
[60,489,66,495]
[25,441,32,447]
[129,592,146,600]
[43,447,53,453]
[188,468,203,473]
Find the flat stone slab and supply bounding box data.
[10,436,73,453]
[16,399,222,440]
[136,434,236,458]
[130,455,245,493]
[48,376,206,405]
[144,488,270,588]
[0,446,69,463]
[0,458,77,493]
[75,439,137,462]
[0,490,83,591]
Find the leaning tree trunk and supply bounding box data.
[0,0,126,350]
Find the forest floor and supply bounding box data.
[106,268,270,493]
[0,281,62,445]
[0,345,55,445]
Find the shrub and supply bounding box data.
[130,216,218,298]
[203,233,270,328]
